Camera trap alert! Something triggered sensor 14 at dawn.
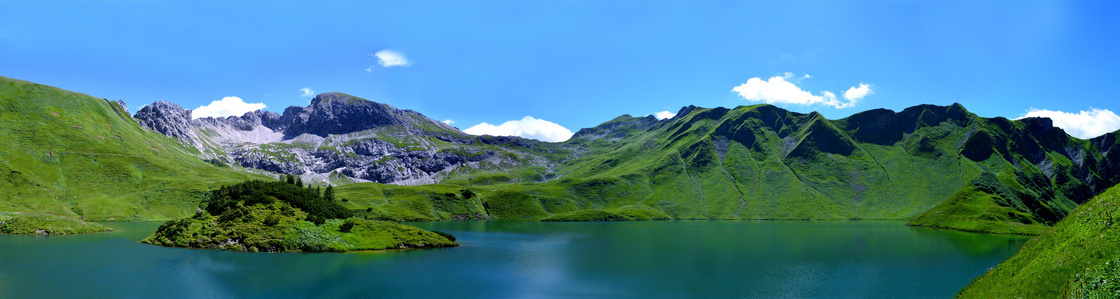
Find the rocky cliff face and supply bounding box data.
[134,101,197,144]
[134,93,566,185]
[286,93,425,138]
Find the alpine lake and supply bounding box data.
[0,220,1028,298]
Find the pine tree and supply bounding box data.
[324,185,335,201]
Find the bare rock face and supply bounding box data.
[116,100,128,114]
[284,93,412,138]
[134,101,196,144]
[133,92,560,185]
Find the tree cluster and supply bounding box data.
[204,178,352,222]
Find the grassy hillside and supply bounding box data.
[908,172,1067,235]
[330,103,1117,234]
[3,75,1116,239]
[0,212,111,234]
[548,105,979,221]
[958,183,1120,298]
[0,76,266,226]
[333,176,671,222]
[508,104,1106,232]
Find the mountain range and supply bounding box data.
[3,75,1120,236]
[132,92,567,185]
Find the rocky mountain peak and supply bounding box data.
[282,93,420,138]
[129,92,497,185]
[572,114,660,140]
[134,100,195,144]
[309,92,369,107]
[238,110,285,131]
[676,105,699,118]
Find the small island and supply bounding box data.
[143,176,457,252]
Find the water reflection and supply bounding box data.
[908,225,1032,257]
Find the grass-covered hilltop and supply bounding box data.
[143,176,457,252]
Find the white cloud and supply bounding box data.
[843,83,873,101]
[463,116,574,142]
[654,111,676,120]
[300,87,314,97]
[1018,108,1120,139]
[730,73,867,109]
[442,119,455,125]
[373,49,411,67]
[192,96,266,119]
[365,66,373,73]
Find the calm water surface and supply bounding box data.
[0,220,1028,298]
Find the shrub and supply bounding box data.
[432,230,456,242]
[204,180,352,221]
[339,219,356,233]
[264,215,280,226]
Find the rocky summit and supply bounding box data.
[133,92,568,185]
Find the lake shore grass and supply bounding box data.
[959,184,1120,298]
[0,212,112,235]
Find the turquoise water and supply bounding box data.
[0,221,1027,298]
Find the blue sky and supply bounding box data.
[3,1,1119,141]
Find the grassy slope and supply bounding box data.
[548,105,977,221]
[0,212,111,234]
[0,76,266,226]
[334,183,489,221]
[334,176,674,222]
[908,170,1074,235]
[908,185,1052,236]
[331,103,1108,234]
[958,183,1120,298]
[539,207,670,222]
